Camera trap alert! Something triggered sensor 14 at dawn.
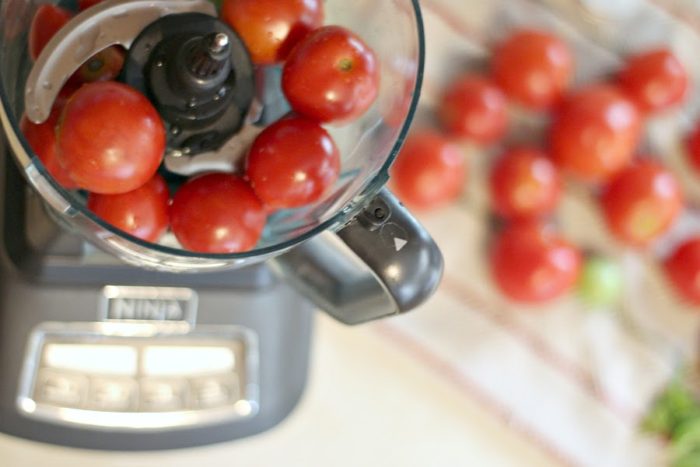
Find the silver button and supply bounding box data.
[190,376,239,409]
[140,379,187,412]
[36,370,88,408]
[87,378,136,411]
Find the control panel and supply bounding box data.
[17,323,259,430]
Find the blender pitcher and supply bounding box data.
[0,0,441,326]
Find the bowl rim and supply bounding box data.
[0,0,426,264]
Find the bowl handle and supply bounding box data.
[271,188,443,325]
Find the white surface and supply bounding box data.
[0,314,558,467]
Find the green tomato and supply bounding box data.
[577,255,623,307]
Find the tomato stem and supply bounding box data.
[338,58,353,72]
[87,58,104,72]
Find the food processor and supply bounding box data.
[0,0,441,450]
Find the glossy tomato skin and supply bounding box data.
[601,160,683,247]
[489,147,560,219]
[87,173,170,242]
[550,84,641,184]
[492,29,573,110]
[170,173,266,254]
[246,117,340,210]
[490,222,582,304]
[390,130,466,211]
[618,49,688,114]
[664,238,700,306]
[29,4,72,60]
[282,26,379,123]
[20,106,77,189]
[221,0,323,64]
[438,75,508,144]
[57,81,166,194]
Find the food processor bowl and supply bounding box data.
[0,0,442,325]
[0,0,425,272]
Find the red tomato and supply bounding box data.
[29,4,72,60]
[437,75,508,144]
[57,81,166,194]
[78,0,104,10]
[282,25,379,123]
[221,0,323,65]
[20,105,77,189]
[87,174,170,242]
[490,222,581,304]
[664,238,700,306]
[492,29,573,110]
[246,117,340,210]
[489,147,560,219]
[70,46,126,85]
[686,122,700,175]
[390,130,466,211]
[600,160,683,247]
[550,84,641,184]
[618,49,688,114]
[170,173,266,254]
[56,81,81,105]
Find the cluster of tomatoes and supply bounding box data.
[21,0,379,254]
[391,28,700,308]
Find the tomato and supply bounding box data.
[437,74,508,144]
[686,122,700,175]
[20,105,77,189]
[664,237,700,306]
[70,46,126,85]
[87,174,170,242]
[246,116,340,209]
[576,255,623,307]
[57,81,166,194]
[282,25,379,123]
[29,4,72,60]
[600,160,683,247]
[221,0,323,65]
[170,173,266,253]
[550,84,641,184]
[490,222,581,304]
[56,81,81,105]
[489,147,560,219]
[390,130,466,211]
[492,29,573,110]
[618,49,688,114]
[78,0,104,10]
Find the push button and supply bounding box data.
[36,370,87,408]
[87,377,137,411]
[190,376,239,409]
[141,379,187,412]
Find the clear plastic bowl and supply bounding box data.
[0,0,425,271]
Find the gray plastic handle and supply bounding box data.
[271,189,443,325]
